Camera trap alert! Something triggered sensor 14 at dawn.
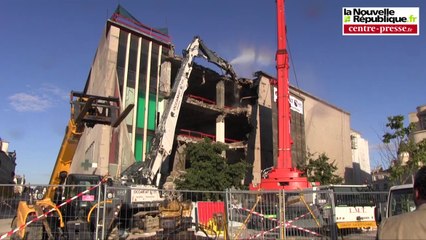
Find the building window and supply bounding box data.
[85,142,95,165]
[419,114,426,130]
[117,29,130,97]
[351,135,358,149]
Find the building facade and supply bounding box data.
[250,72,364,184]
[71,7,174,178]
[371,167,390,191]
[351,130,371,184]
[0,139,17,184]
[409,104,426,144]
[371,105,426,189]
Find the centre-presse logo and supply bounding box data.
[342,7,419,36]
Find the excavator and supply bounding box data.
[11,91,133,240]
[10,36,237,240]
[120,35,237,186]
[111,36,238,239]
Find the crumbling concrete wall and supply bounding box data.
[70,26,120,176]
[253,72,353,184]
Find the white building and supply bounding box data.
[409,105,426,144]
[350,130,371,184]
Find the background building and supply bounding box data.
[0,139,17,184]
[409,104,426,144]
[371,167,390,191]
[351,130,371,184]
[371,104,426,190]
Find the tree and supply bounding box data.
[297,152,343,185]
[174,138,250,200]
[381,115,426,184]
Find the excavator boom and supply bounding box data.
[121,36,237,186]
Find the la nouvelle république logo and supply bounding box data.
[342,7,419,36]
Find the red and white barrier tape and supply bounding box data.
[231,203,323,238]
[248,221,322,239]
[232,203,319,224]
[0,180,104,240]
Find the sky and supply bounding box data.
[1,0,425,184]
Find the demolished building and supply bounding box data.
[70,6,369,185]
[70,6,252,185]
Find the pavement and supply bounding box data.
[0,218,378,240]
[342,230,377,240]
[0,218,13,239]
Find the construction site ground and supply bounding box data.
[0,218,12,239]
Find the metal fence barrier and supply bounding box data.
[0,183,388,240]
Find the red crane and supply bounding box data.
[250,0,312,190]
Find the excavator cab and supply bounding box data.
[60,174,103,240]
[60,174,103,219]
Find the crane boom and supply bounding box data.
[276,0,292,169]
[250,0,311,191]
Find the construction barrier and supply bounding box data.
[0,184,387,240]
[0,180,104,240]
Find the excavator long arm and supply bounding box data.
[121,36,237,186]
[197,38,237,80]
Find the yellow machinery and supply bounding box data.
[12,91,132,240]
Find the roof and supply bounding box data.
[255,71,350,116]
[109,5,172,45]
[389,184,413,191]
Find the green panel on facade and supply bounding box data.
[135,92,157,161]
[136,93,157,129]
[136,94,146,128]
[135,134,143,162]
[134,134,154,162]
[148,95,156,130]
